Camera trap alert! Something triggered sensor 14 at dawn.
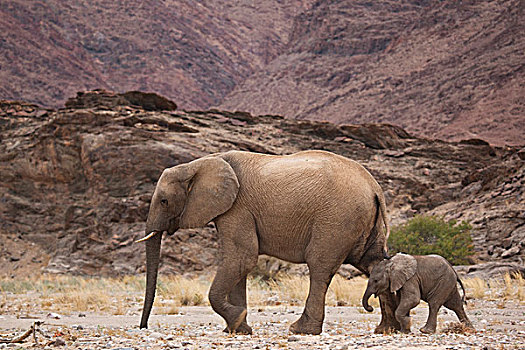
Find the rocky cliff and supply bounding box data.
[0,0,313,109]
[1,90,523,277]
[1,1,523,146]
[220,0,525,146]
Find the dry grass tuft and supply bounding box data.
[327,275,374,307]
[53,291,111,312]
[156,275,210,306]
[463,272,525,303]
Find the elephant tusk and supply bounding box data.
[135,231,159,243]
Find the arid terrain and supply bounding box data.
[1,274,524,348]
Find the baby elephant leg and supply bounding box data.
[395,297,419,333]
[420,302,441,333]
[444,289,474,329]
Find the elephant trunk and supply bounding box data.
[140,231,162,329]
[362,285,375,312]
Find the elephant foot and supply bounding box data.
[374,324,396,334]
[223,321,252,335]
[461,320,474,330]
[374,319,401,334]
[420,326,436,334]
[226,307,247,334]
[289,314,322,335]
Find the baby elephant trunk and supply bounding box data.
[362,285,374,312]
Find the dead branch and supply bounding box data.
[0,321,44,344]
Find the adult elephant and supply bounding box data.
[137,150,399,335]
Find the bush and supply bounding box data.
[388,215,474,265]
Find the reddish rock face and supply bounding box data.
[220,0,525,146]
[0,92,523,276]
[0,0,315,109]
[1,1,522,146]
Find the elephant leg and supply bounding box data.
[395,294,419,333]
[290,268,334,335]
[375,292,401,334]
[443,290,473,329]
[222,276,252,334]
[420,302,441,333]
[209,257,256,333]
[210,211,258,334]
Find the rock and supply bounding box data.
[339,123,412,149]
[517,148,525,160]
[65,90,177,111]
[383,150,405,158]
[148,332,164,339]
[501,237,513,249]
[121,91,177,111]
[287,336,300,342]
[47,312,62,319]
[48,337,66,346]
[455,262,525,279]
[501,246,520,259]
[1,95,523,278]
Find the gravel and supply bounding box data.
[1,300,523,349]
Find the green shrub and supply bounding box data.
[388,215,474,265]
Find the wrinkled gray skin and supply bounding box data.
[139,150,400,335]
[362,253,473,333]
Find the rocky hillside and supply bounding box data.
[0,0,313,109]
[1,90,523,277]
[2,1,523,147]
[220,0,525,146]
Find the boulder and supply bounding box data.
[65,89,177,111]
[455,262,525,279]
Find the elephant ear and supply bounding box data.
[179,157,239,229]
[388,253,417,293]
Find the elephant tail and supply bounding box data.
[362,194,390,258]
[446,258,468,305]
[457,274,468,305]
[376,193,390,241]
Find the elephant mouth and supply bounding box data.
[167,217,180,235]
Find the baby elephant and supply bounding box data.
[362,253,473,333]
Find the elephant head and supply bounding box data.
[362,253,417,312]
[138,156,239,328]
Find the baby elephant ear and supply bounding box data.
[388,253,417,293]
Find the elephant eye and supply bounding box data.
[160,199,168,206]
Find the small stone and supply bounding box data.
[47,312,61,319]
[49,337,66,346]
[230,119,247,126]
[149,332,164,339]
[78,313,86,317]
[288,336,300,342]
[501,237,513,249]
[501,246,520,258]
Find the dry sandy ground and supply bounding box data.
[1,300,524,349]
